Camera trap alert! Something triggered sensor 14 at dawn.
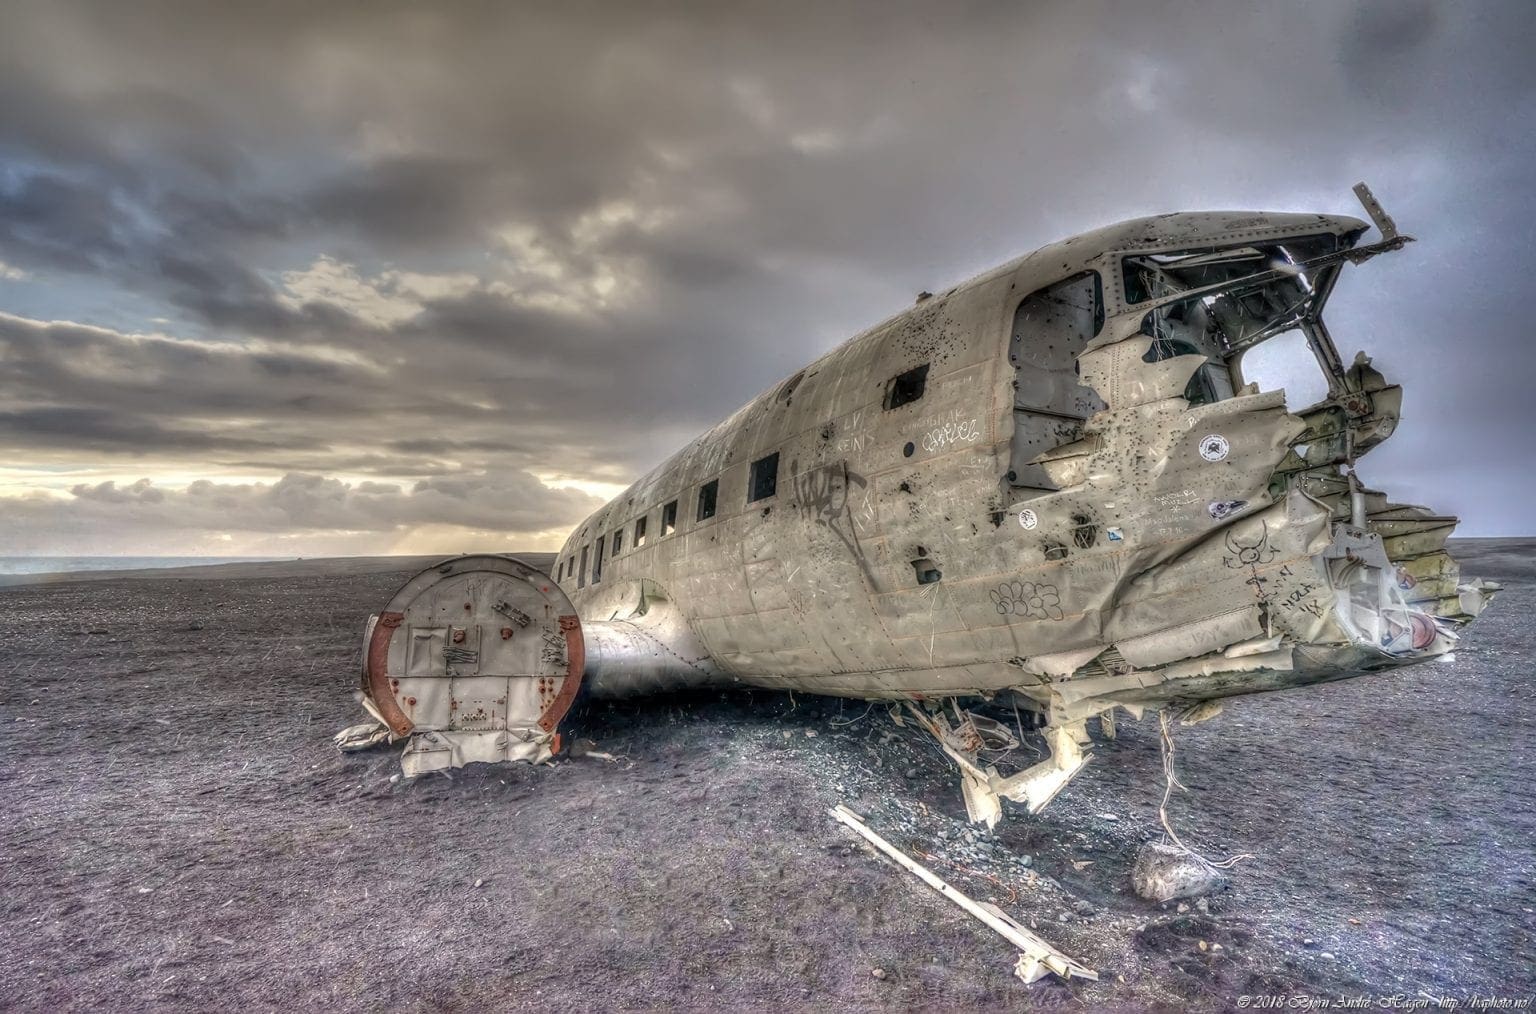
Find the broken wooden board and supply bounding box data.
[827,803,1097,984]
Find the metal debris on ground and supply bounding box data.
[828,804,1096,985]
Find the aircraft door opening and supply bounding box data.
[1007,271,1106,492]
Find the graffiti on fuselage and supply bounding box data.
[793,459,875,586]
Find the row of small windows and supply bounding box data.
[557,355,936,589]
[561,456,775,588]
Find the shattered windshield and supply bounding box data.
[1123,233,1345,355]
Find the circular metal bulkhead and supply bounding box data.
[362,555,584,771]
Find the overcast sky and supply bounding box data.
[1,0,1533,557]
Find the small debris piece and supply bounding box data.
[474,879,484,888]
[1131,842,1227,902]
[334,721,391,753]
[871,968,886,980]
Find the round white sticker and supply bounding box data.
[1198,434,1230,462]
[1018,508,1038,530]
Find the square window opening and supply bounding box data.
[697,479,719,522]
[577,545,589,589]
[884,363,929,410]
[612,530,623,556]
[661,500,678,536]
[634,516,648,548]
[749,452,779,502]
[592,535,604,584]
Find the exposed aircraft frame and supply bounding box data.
[340,184,1497,830]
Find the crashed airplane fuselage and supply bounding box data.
[350,187,1495,822]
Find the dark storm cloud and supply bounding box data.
[1,0,1534,551]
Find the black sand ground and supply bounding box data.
[1,541,1531,1011]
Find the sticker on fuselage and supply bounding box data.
[1198,434,1231,462]
[1018,508,1038,530]
[1207,499,1247,520]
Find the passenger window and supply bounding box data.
[748,452,779,502]
[634,516,647,547]
[661,500,678,536]
[592,534,604,583]
[884,364,929,410]
[612,529,623,556]
[697,479,718,521]
[577,545,589,589]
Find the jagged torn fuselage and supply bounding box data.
[553,207,1497,730]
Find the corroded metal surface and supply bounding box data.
[356,188,1495,810]
[357,555,584,774]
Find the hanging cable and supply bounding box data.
[1158,709,1253,870]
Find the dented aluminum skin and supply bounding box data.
[357,188,1496,819]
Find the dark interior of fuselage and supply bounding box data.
[1006,232,1356,496]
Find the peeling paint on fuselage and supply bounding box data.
[555,208,1496,719]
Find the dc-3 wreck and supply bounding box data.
[339,186,1496,940]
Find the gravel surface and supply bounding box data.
[1,540,1531,1011]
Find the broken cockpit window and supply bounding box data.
[1123,233,1353,407]
[1140,329,1234,406]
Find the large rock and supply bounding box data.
[1131,842,1228,902]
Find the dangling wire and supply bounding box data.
[1158,709,1254,870]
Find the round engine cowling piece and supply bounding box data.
[362,555,583,776]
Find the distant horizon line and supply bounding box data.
[3,535,1534,560]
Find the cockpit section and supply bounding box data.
[1005,231,1366,497]
[1123,231,1356,413]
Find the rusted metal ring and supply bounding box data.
[365,611,414,736]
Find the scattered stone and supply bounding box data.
[870,968,886,980]
[1319,951,1336,960]
[1017,854,1032,867]
[1177,902,1189,914]
[903,768,919,779]
[1195,898,1210,914]
[1131,842,1227,903]
[1097,813,1119,822]
[1073,899,1096,916]
[473,878,484,888]
[1302,938,1317,947]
